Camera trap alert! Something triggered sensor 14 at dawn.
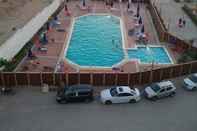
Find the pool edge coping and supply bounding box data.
[61,13,174,70]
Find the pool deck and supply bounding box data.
[16,1,169,73]
[155,0,197,41]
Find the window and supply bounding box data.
[118,87,123,92]
[160,89,165,93]
[130,91,136,95]
[78,92,89,96]
[166,87,173,91]
[151,84,160,92]
[189,75,197,83]
[118,93,132,97]
[67,92,75,97]
[110,87,118,96]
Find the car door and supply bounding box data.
[114,93,131,103]
[166,86,173,96]
[157,88,166,98]
[66,91,77,102]
[78,91,89,101]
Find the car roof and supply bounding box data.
[116,86,131,94]
[157,81,173,87]
[67,84,93,91]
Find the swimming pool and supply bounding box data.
[65,14,172,68]
[127,46,172,64]
[66,14,125,67]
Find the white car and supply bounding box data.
[183,73,197,90]
[100,86,141,104]
[144,81,176,100]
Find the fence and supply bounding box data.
[0,61,196,88]
[0,0,197,89]
[147,0,167,42]
[147,0,197,51]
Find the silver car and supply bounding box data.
[144,81,176,100]
[183,73,197,90]
[100,86,141,104]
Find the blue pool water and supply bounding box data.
[66,15,124,67]
[128,47,172,64]
[66,15,172,67]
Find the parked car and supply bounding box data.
[183,73,197,90]
[144,81,176,100]
[56,84,94,104]
[100,86,141,104]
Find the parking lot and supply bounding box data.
[0,76,197,131]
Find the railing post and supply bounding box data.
[14,72,18,87]
[170,66,173,78]
[103,73,105,86]
[53,73,56,85]
[160,69,163,81]
[66,73,68,86]
[139,72,142,85]
[115,73,118,86]
[40,72,43,86]
[127,73,130,86]
[90,73,93,85]
[1,72,5,87]
[78,73,80,85]
[27,73,30,87]
[180,64,184,76]
[149,70,153,83]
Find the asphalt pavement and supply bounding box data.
[0,76,197,131]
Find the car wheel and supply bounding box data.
[129,99,137,103]
[105,100,112,105]
[192,87,197,91]
[57,99,67,104]
[56,99,62,103]
[169,92,176,97]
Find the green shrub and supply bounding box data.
[0,58,9,67]
[178,50,197,63]
[3,41,33,72]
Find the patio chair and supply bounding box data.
[38,46,48,53]
[56,28,66,32]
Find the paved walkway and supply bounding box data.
[155,0,197,41]
[0,0,52,45]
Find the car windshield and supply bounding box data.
[189,75,197,83]
[110,87,118,97]
[150,84,160,92]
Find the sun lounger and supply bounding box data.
[56,28,66,32]
[37,46,47,53]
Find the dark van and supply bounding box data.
[56,84,94,103]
